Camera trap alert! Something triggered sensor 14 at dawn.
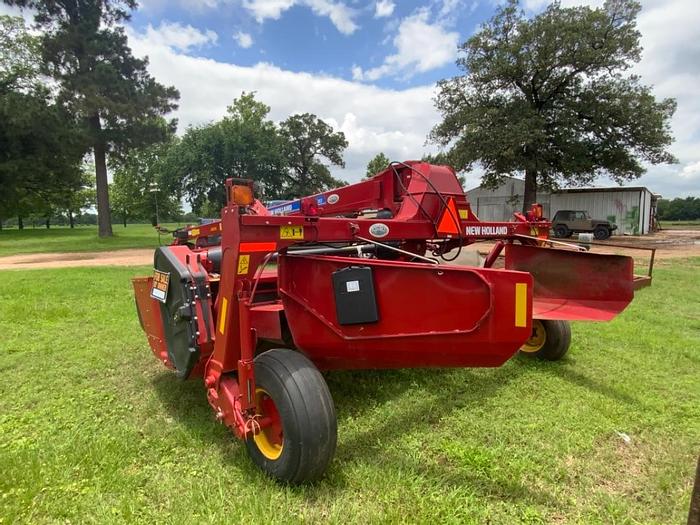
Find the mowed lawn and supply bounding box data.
[0,261,698,524]
[0,224,183,257]
[660,220,700,230]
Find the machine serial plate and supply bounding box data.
[150,270,170,303]
[280,225,304,240]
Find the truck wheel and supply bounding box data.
[594,226,610,240]
[245,349,337,483]
[520,319,571,361]
[553,225,569,238]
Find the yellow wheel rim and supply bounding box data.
[253,388,284,460]
[522,319,546,353]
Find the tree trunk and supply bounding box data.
[89,114,113,238]
[68,210,74,228]
[18,216,23,230]
[123,214,127,228]
[523,169,538,213]
[45,217,50,229]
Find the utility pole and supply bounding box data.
[149,182,160,226]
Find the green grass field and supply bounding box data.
[1,261,698,524]
[0,224,183,257]
[659,219,700,230]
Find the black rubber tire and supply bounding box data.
[553,225,569,238]
[594,226,610,240]
[520,320,571,361]
[245,349,337,483]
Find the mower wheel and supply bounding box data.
[245,348,337,483]
[520,319,571,361]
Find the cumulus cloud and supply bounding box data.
[242,0,358,35]
[353,9,458,81]
[374,0,395,18]
[120,0,699,197]
[142,22,218,53]
[680,161,700,179]
[233,31,253,48]
[241,0,296,21]
[126,25,439,183]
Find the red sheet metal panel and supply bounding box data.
[132,276,172,368]
[505,244,634,321]
[278,255,533,370]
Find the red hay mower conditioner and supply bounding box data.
[133,161,642,483]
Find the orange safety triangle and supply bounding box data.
[437,197,460,234]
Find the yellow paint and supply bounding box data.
[521,319,546,353]
[253,388,283,460]
[529,227,538,236]
[218,297,228,335]
[458,209,469,219]
[188,228,200,237]
[280,225,304,240]
[237,254,250,275]
[515,283,527,327]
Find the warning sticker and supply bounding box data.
[237,254,250,275]
[151,270,170,303]
[280,225,304,240]
[346,280,360,293]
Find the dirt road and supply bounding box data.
[0,248,153,270]
[0,229,697,270]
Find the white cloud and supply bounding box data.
[242,0,358,34]
[374,0,395,18]
[122,0,699,198]
[126,25,439,184]
[436,0,478,22]
[353,9,459,81]
[242,0,296,21]
[234,31,253,48]
[680,161,700,179]
[142,22,218,53]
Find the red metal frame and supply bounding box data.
[133,161,636,441]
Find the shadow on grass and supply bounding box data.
[524,355,644,407]
[323,364,560,507]
[148,358,560,507]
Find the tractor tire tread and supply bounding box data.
[521,320,571,361]
[245,348,337,484]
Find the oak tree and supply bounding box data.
[430,0,676,211]
[279,113,348,198]
[365,152,391,178]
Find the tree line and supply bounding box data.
[657,197,700,221]
[1,0,679,234]
[111,93,349,225]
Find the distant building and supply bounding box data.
[465,176,659,235]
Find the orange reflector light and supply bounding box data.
[231,185,254,206]
[437,198,460,235]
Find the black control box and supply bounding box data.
[331,266,379,325]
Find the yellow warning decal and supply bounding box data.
[237,254,250,275]
[280,225,304,240]
[515,283,527,327]
[219,297,228,335]
[458,209,469,219]
[188,228,200,237]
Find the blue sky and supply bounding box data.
[129,0,485,89]
[2,0,699,196]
